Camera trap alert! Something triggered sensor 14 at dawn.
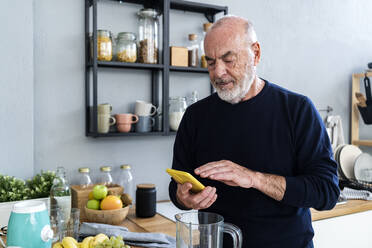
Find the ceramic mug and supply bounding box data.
[117,124,132,133]
[135,116,155,133]
[115,113,139,124]
[98,103,113,115]
[134,100,157,116]
[98,114,116,133]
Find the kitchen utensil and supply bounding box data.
[136,184,156,218]
[84,205,129,225]
[354,153,372,181]
[135,116,154,133]
[334,144,346,178]
[98,114,116,133]
[357,75,372,124]
[134,100,157,116]
[7,200,53,248]
[175,211,242,248]
[338,144,362,179]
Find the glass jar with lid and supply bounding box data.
[78,167,93,188]
[97,29,113,61]
[116,32,137,63]
[98,166,113,186]
[137,8,159,64]
[169,97,187,131]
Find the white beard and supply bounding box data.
[214,65,256,104]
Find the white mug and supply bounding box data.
[134,100,157,116]
[98,114,116,133]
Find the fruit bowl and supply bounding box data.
[84,205,130,225]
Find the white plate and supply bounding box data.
[334,144,346,178]
[354,153,372,181]
[339,145,362,179]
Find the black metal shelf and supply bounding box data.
[85,0,227,137]
[87,131,166,137]
[170,0,228,22]
[170,66,208,73]
[88,61,164,70]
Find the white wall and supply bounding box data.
[0,0,34,179]
[1,0,372,200]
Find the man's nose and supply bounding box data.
[214,60,227,78]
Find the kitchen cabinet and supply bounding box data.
[85,0,228,137]
[313,210,372,248]
[351,72,372,146]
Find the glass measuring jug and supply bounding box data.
[175,211,242,248]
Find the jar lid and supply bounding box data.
[188,34,197,41]
[79,167,90,173]
[120,164,131,169]
[137,8,159,18]
[117,32,136,41]
[100,166,112,172]
[203,22,213,32]
[169,96,186,101]
[137,183,155,189]
[98,29,111,36]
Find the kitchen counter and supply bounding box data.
[125,200,372,235]
[2,200,372,247]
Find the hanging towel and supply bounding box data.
[325,115,345,152]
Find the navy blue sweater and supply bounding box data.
[169,80,340,248]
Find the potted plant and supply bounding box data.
[0,171,56,227]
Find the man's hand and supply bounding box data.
[194,160,286,201]
[195,160,255,188]
[176,182,217,210]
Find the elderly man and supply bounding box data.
[169,16,339,248]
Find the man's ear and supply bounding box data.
[252,42,261,66]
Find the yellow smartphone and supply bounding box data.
[166,168,205,193]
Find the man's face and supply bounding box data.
[205,26,257,104]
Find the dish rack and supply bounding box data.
[339,178,372,192]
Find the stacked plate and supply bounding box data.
[335,144,372,182]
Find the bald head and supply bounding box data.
[207,15,258,45]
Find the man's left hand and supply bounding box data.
[195,160,256,188]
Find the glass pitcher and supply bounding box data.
[175,211,242,248]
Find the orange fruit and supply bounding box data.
[100,195,123,210]
[88,191,94,200]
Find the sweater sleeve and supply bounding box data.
[281,97,340,210]
[168,109,194,210]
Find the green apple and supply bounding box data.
[93,184,108,200]
[86,199,100,210]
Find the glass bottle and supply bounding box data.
[188,34,199,67]
[118,164,134,202]
[78,167,93,188]
[99,166,113,186]
[137,8,159,64]
[50,167,71,228]
[169,97,187,131]
[97,29,113,61]
[116,32,137,63]
[188,90,199,106]
[200,22,212,68]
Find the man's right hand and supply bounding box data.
[176,183,217,210]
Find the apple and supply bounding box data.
[93,185,108,200]
[86,199,100,210]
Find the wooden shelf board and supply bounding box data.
[352,140,372,146]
